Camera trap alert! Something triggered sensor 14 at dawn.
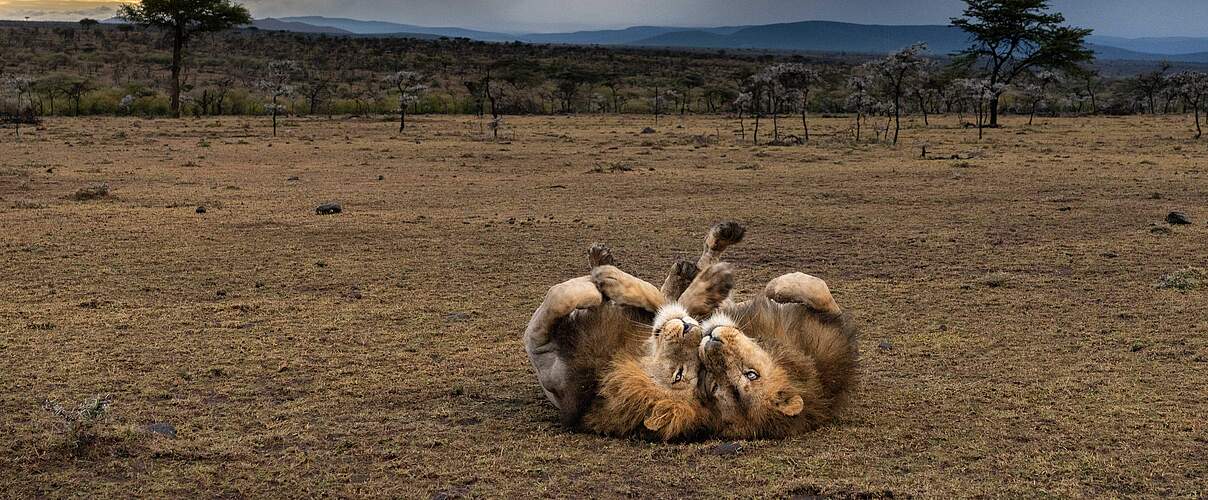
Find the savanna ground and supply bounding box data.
[0,113,1205,498]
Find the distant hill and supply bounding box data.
[519,26,744,45]
[631,21,972,54]
[1089,35,1208,56]
[251,18,352,34]
[280,16,515,41]
[99,15,1208,65]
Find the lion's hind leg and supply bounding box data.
[525,276,603,410]
[764,272,841,315]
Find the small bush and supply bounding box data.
[1157,268,1207,291]
[41,394,113,451]
[70,184,110,201]
[979,272,1012,288]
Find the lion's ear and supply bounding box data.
[774,391,804,416]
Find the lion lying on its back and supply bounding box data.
[524,223,859,440]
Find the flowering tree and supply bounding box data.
[846,75,873,142]
[753,66,784,142]
[386,70,427,133]
[257,60,298,137]
[4,74,34,139]
[1021,70,1062,125]
[957,78,1007,140]
[862,43,929,145]
[774,63,821,143]
[1169,71,1208,139]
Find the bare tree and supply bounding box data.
[257,60,297,137]
[733,91,752,142]
[1170,71,1208,139]
[385,70,426,133]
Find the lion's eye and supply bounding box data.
[673,366,685,384]
[744,370,760,381]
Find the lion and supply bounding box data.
[523,223,744,440]
[697,272,859,439]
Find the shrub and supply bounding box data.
[40,394,113,450]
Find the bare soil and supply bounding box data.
[1,114,1205,497]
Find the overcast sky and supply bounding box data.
[5,0,1208,38]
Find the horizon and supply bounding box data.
[3,0,1208,38]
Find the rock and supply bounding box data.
[287,176,300,181]
[878,339,893,351]
[708,442,743,456]
[316,203,342,215]
[195,206,206,214]
[377,175,385,181]
[1167,211,1191,225]
[445,312,470,322]
[145,422,176,438]
[641,127,656,134]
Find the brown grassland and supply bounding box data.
[0,114,1205,497]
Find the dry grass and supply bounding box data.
[1,114,1206,497]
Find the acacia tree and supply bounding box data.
[775,63,820,143]
[4,74,35,139]
[951,0,1093,127]
[863,43,928,145]
[1021,70,1061,125]
[846,75,872,142]
[753,66,784,142]
[957,78,1006,140]
[386,70,426,133]
[1170,71,1208,139]
[118,0,250,118]
[733,91,752,142]
[257,60,296,137]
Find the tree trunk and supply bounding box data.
[753,113,760,145]
[1196,105,1202,139]
[271,95,278,137]
[855,109,861,142]
[170,25,184,118]
[892,95,901,145]
[988,94,1000,127]
[399,97,406,133]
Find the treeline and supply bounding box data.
[1,21,1207,136]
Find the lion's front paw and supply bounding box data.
[706,221,746,252]
[588,243,616,268]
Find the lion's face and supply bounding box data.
[698,315,804,434]
[637,304,708,437]
[647,304,705,395]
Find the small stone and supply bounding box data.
[709,442,743,456]
[1167,211,1191,225]
[316,203,342,215]
[287,176,300,181]
[146,422,176,438]
[195,206,206,214]
[878,339,893,351]
[641,127,656,134]
[445,312,471,322]
[377,175,385,181]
